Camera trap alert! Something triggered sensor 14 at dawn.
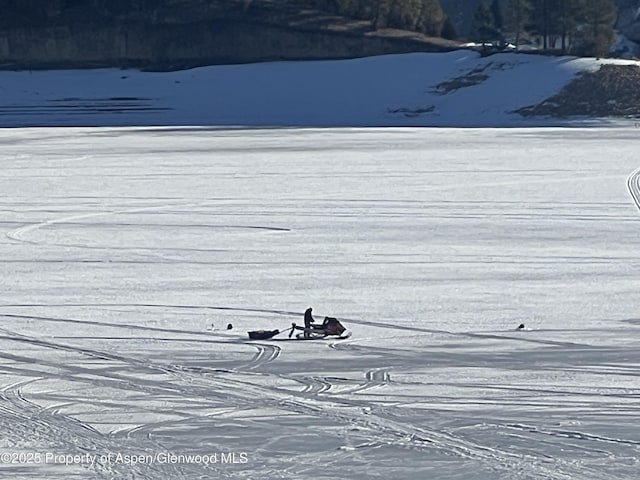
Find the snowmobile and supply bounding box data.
[247,317,350,341]
[289,316,351,340]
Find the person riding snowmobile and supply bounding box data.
[303,307,315,338]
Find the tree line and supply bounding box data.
[472,0,618,56]
[313,0,455,38]
[0,0,621,57]
[317,0,619,56]
[0,0,169,26]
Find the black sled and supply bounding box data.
[247,329,281,340]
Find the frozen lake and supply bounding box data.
[1,126,640,479]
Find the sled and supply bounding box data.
[248,329,281,340]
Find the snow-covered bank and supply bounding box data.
[0,51,637,127]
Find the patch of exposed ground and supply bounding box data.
[517,63,640,118]
[433,61,521,95]
[433,64,491,94]
[387,106,435,117]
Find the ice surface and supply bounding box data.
[1,126,640,479]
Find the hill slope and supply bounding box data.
[0,51,637,128]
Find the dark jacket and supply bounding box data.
[304,308,314,328]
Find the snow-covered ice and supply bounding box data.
[1,126,640,479]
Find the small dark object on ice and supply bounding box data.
[248,329,280,340]
[516,323,525,330]
[227,323,233,330]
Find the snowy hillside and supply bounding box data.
[0,50,637,127]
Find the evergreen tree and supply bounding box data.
[471,2,499,43]
[505,0,532,47]
[575,0,617,56]
[554,0,584,53]
[373,0,391,28]
[491,0,504,33]
[416,0,447,36]
[388,0,422,30]
[441,14,458,39]
[530,0,554,49]
[330,0,446,35]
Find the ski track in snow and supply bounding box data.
[0,307,612,479]
[0,367,195,479]
[626,167,640,212]
[0,307,632,480]
[1,127,640,479]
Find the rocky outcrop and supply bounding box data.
[516,63,640,118]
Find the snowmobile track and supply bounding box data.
[626,167,640,211]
